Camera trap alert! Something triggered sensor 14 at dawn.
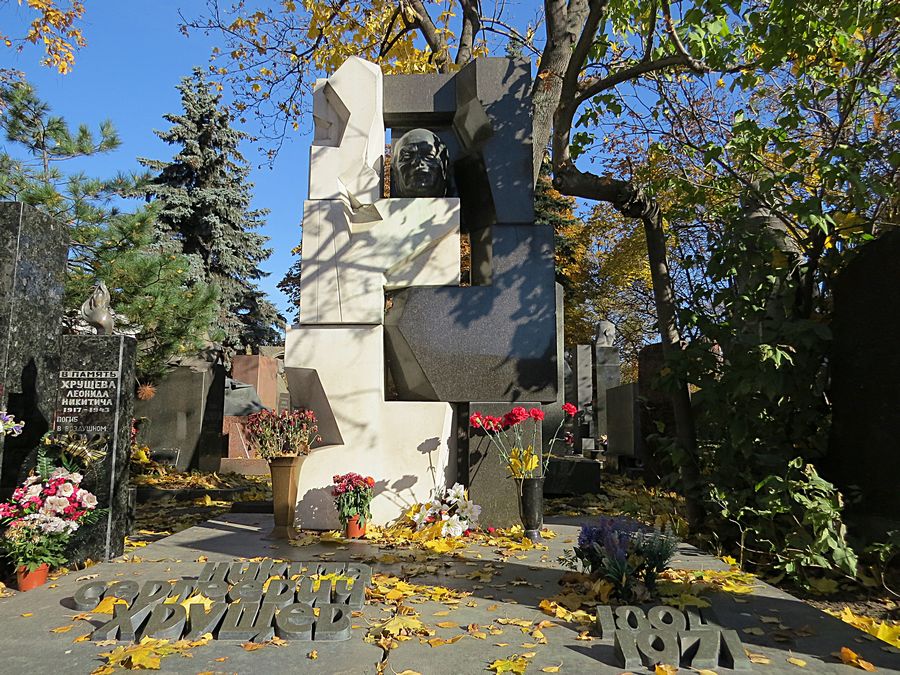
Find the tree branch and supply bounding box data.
[455,0,481,65]
[405,0,452,72]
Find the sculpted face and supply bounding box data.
[393,129,449,197]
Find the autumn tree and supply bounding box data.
[140,68,282,355]
[0,0,86,78]
[0,81,217,382]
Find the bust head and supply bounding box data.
[393,128,450,197]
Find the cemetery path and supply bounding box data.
[0,513,897,674]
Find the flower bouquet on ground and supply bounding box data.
[332,473,375,538]
[0,465,101,589]
[562,516,679,602]
[469,403,579,541]
[411,483,481,538]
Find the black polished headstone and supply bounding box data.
[461,401,542,528]
[55,334,135,562]
[0,202,67,491]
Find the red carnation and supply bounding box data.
[529,407,545,421]
[562,402,578,417]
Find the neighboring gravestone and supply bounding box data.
[55,334,135,562]
[594,321,621,438]
[461,402,542,528]
[0,202,68,491]
[638,343,676,483]
[606,382,641,463]
[134,358,225,472]
[827,230,900,519]
[231,354,279,410]
[573,344,593,453]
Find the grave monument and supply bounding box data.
[285,57,557,528]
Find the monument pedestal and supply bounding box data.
[55,335,135,562]
[461,402,543,529]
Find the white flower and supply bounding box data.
[50,467,68,479]
[77,489,98,509]
[68,472,83,484]
[56,482,74,498]
[24,484,42,499]
[45,496,70,513]
[457,500,481,524]
[445,483,466,504]
[441,514,465,538]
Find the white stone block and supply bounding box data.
[308,57,384,205]
[284,324,455,529]
[298,198,460,325]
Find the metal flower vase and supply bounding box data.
[517,477,544,542]
[268,454,306,539]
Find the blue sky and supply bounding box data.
[1,1,310,317]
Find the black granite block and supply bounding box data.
[134,360,225,472]
[385,224,558,403]
[383,73,456,127]
[454,59,534,223]
[461,402,543,528]
[826,229,900,518]
[56,334,135,562]
[0,202,68,491]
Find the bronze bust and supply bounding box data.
[392,128,450,198]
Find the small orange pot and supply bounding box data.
[345,514,366,539]
[16,563,49,591]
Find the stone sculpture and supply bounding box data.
[392,129,450,198]
[81,280,114,335]
[596,320,616,347]
[285,56,558,529]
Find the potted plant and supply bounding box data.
[331,473,375,538]
[0,465,102,591]
[244,409,319,538]
[470,403,578,541]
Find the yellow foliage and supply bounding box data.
[827,607,900,649]
[508,446,539,479]
[0,0,86,73]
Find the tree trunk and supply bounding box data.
[553,165,705,524]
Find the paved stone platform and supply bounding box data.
[0,513,897,674]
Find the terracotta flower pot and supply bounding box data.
[268,455,306,539]
[345,514,366,539]
[16,563,49,591]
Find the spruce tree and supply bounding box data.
[140,68,281,354]
[0,81,217,382]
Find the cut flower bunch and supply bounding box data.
[412,483,481,537]
[470,403,578,479]
[244,408,320,459]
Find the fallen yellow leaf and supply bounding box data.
[787,656,807,667]
[307,650,318,659]
[50,624,75,634]
[541,666,561,673]
[91,596,127,615]
[655,665,678,675]
[840,646,877,671]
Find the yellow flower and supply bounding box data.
[508,446,539,478]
